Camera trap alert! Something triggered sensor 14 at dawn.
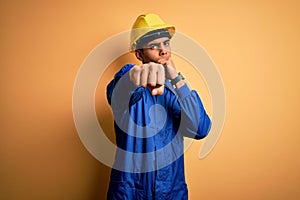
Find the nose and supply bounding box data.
[159,44,168,56]
[160,50,167,56]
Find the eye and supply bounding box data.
[163,40,170,46]
[149,44,159,49]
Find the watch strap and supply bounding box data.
[170,72,185,85]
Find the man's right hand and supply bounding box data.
[129,62,165,95]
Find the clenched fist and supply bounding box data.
[129,62,165,95]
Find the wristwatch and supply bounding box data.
[170,72,185,86]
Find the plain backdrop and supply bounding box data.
[1,0,300,199]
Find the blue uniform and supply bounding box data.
[106,64,211,200]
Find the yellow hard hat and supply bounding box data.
[130,13,175,51]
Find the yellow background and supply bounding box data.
[1,0,300,199]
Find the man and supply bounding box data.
[106,13,211,200]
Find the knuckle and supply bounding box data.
[142,64,149,71]
[135,66,142,72]
[159,64,164,71]
[148,64,155,71]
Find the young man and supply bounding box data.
[106,13,211,200]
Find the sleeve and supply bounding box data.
[175,84,212,139]
[106,64,137,109]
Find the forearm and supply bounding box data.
[108,72,138,110]
[175,84,211,139]
[106,64,137,108]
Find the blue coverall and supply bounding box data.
[106,64,211,200]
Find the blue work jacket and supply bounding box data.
[106,64,211,200]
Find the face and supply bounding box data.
[136,37,171,64]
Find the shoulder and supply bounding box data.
[114,64,135,78]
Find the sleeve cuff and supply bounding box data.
[175,84,191,99]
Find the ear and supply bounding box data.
[135,50,144,61]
